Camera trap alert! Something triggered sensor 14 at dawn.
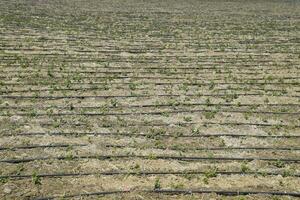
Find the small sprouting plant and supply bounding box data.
[273,160,285,168]
[206,98,211,106]
[191,127,200,135]
[204,111,217,119]
[129,83,137,90]
[264,97,269,104]
[204,167,217,179]
[183,116,192,122]
[154,178,161,190]
[241,162,250,173]
[209,82,215,90]
[110,99,118,107]
[0,177,8,184]
[32,172,41,185]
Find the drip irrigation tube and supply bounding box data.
[32,189,300,199]
[2,93,298,100]
[1,81,299,87]
[1,143,299,152]
[3,132,300,139]
[0,103,299,110]
[38,121,300,128]
[1,132,300,139]
[1,170,299,180]
[1,154,299,164]
[0,144,86,151]
[0,109,298,116]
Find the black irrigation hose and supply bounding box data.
[1,64,292,71]
[0,51,292,58]
[151,189,300,197]
[0,54,279,60]
[1,102,299,110]
[0,86,290,95]
[0,53,294,60]
[0,69,294,75]
[1,154,300,164]
[0,33,296,43]
[3,131,300,139]
[0,73,274,80]
[0,67,297,75]
[1,109,298,116]
[33,190,129,200]
[1,143,299,152]
[0,144,86,151]
[216,88,288,93]
[1,81,299,87]
[105,145,300,151]
[1,170,299,180]
[38,121,300,128]
[32,189,300,199]
[2,58,282,65]
[1,75,299,82]
[0,94,298,103]
[0,45,298,54]
[204,122,300,127]
[1,58,294,65]
[11,120,299,129]
[0,93,276,100]
[0,66,297,72]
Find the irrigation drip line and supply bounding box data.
[1,81,299,87]
[0,34,297,43]
[216,88,287,92]
[2,48,297,54]
[2,63,281,69]
[0,144,86,151]
[1,170,299,180]
[104,145,300,151]
[1,143,299,152]
[3,131,300,139]
[1,63,296,69]
[0,94,264,99]
[0,45,298,53]
[1,64,298,72]
[0,54,283,61]
[36,121,300,128]
[0,48,297,56]
[2,52,298,59]
[33,190,129,200]
[1,154,300,164]
[32,188,300,199]
[1,108,298,116]
[0,71,265,77]
[0,86,290,94]
[204,122,300,127]
[139,121,300,128]
[0,42,297,49]
[1,93,299,100]
[151,189,300,197]
[0,68,297,75]
[1,102,299,110]
[0,73,276,80]
[2,57,284,64]
[0,55,293,61]
[1,75,299,82]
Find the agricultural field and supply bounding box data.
[0,0,300,199]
